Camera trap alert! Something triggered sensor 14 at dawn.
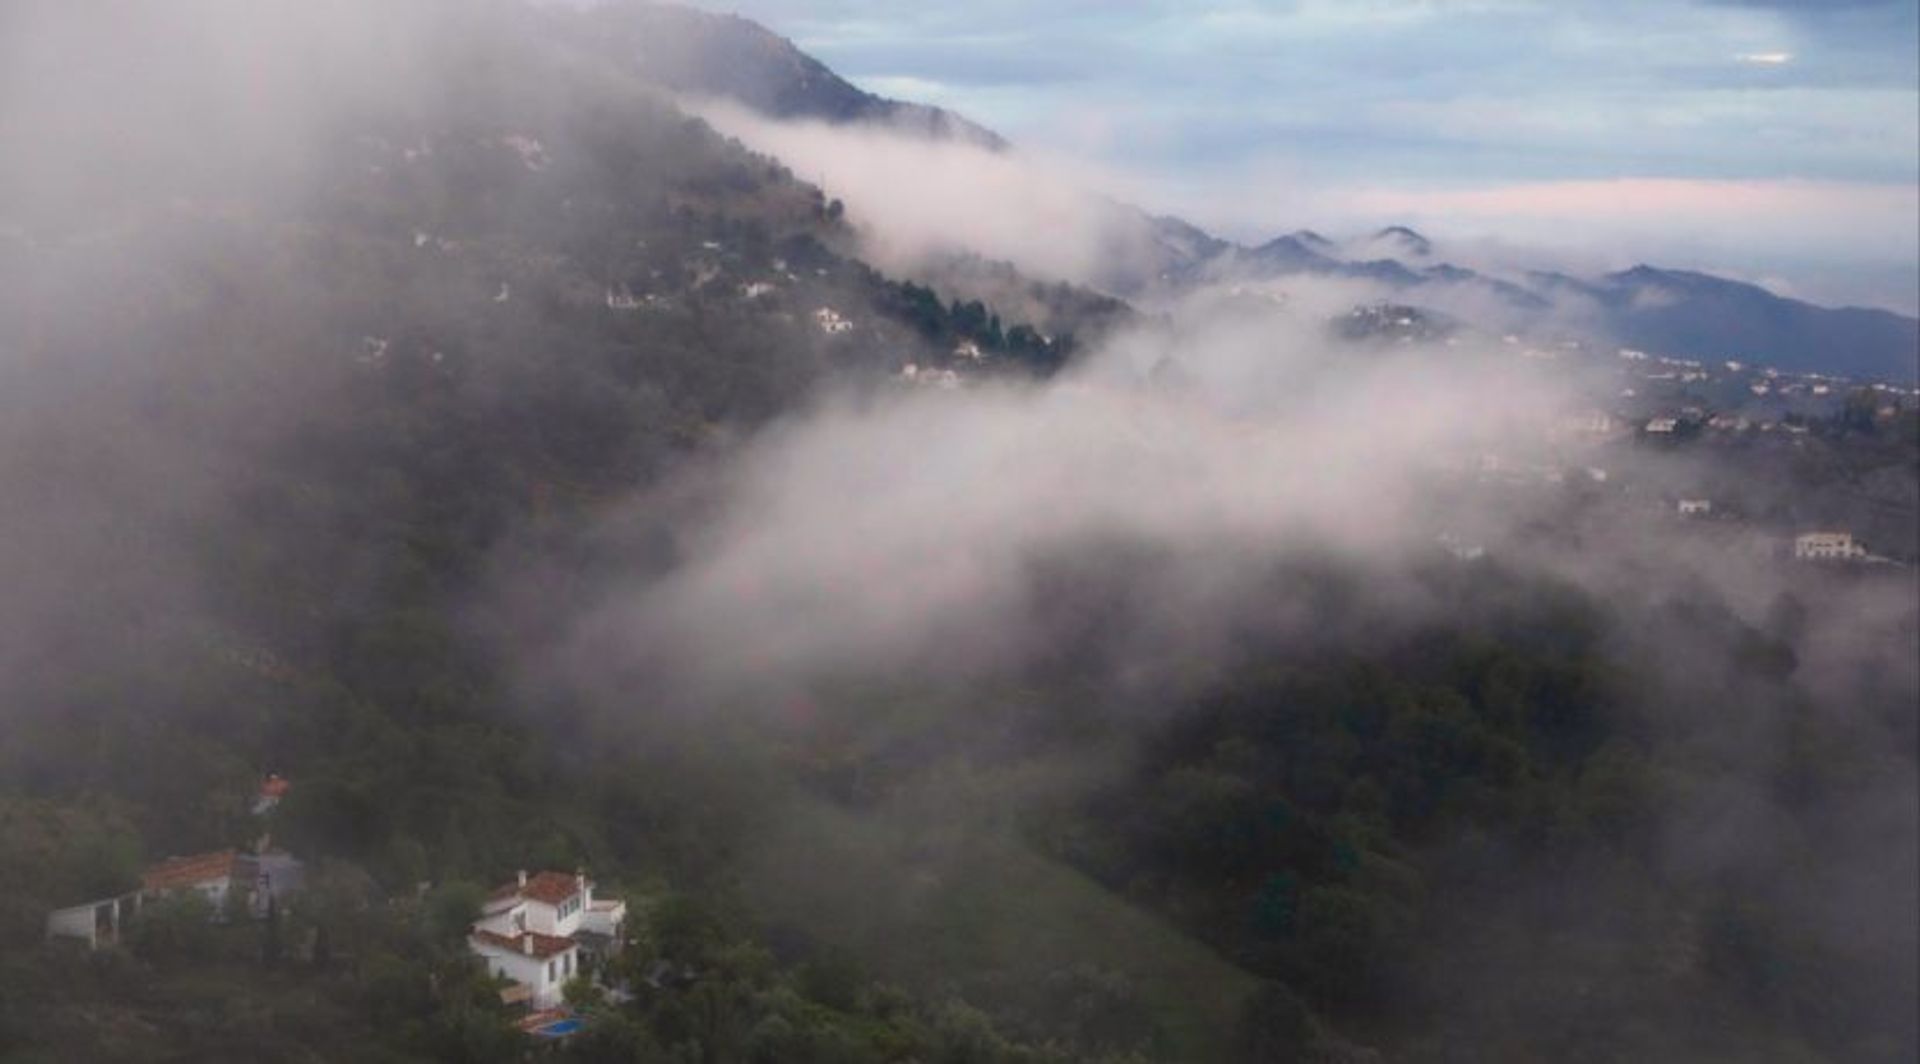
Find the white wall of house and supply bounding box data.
[46,893,141,949]
[191,877,232,913]
[581,899,626,939]
[523,879,590,937]
[47,901,108,946]
[524,897,578,937]
[472,940,579,1009]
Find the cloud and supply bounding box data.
[690,97,1174,288]
[553,299,1582,697]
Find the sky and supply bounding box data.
[692,0,1920,313]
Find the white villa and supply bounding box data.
[470,870,626,1009]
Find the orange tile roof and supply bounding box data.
[522,871,582,906]
[142,850,237,892]
[259,775,291,799]
[471,929,576,960]
[492,871,584,907]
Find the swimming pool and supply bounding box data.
[533,1018,583,1038]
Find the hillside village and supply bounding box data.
[43,772,642,1043]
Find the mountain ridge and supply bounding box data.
[568,1,1006,150]
[643,3,1916,381]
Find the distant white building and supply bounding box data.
[49,848,305,947]
[46,892,142,950]
[501,135,549,172]
[1438,534,1485,562]
[813,307,854,334]
[900,364,961,389]
[1793,532,1866,562]
[1564,411,1618,437]
[1677,499,1713,517]
[471,870,626,1009]
[1645,417,1679,435]
[606,286,643,311]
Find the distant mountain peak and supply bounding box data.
[578,1,1007,150]
[1249,234,1339,271]
[1370,225,1433,258]
[1289,229,1337,253]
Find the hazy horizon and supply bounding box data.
[692,0,1920,315]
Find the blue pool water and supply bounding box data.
[535,1019,583,1038]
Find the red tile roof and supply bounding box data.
[491,871,584,907]
[522,871,582,906]
[259,775,291,799]
[471,929,576,960]
[142,851,238,892]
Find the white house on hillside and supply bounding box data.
[470,928,582,1009]
[48,847,305,948]
[142,850,243,912]
[470,870,627,1009]
[1794,532,1867,562]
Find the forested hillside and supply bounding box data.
[0,3,1913,1063]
